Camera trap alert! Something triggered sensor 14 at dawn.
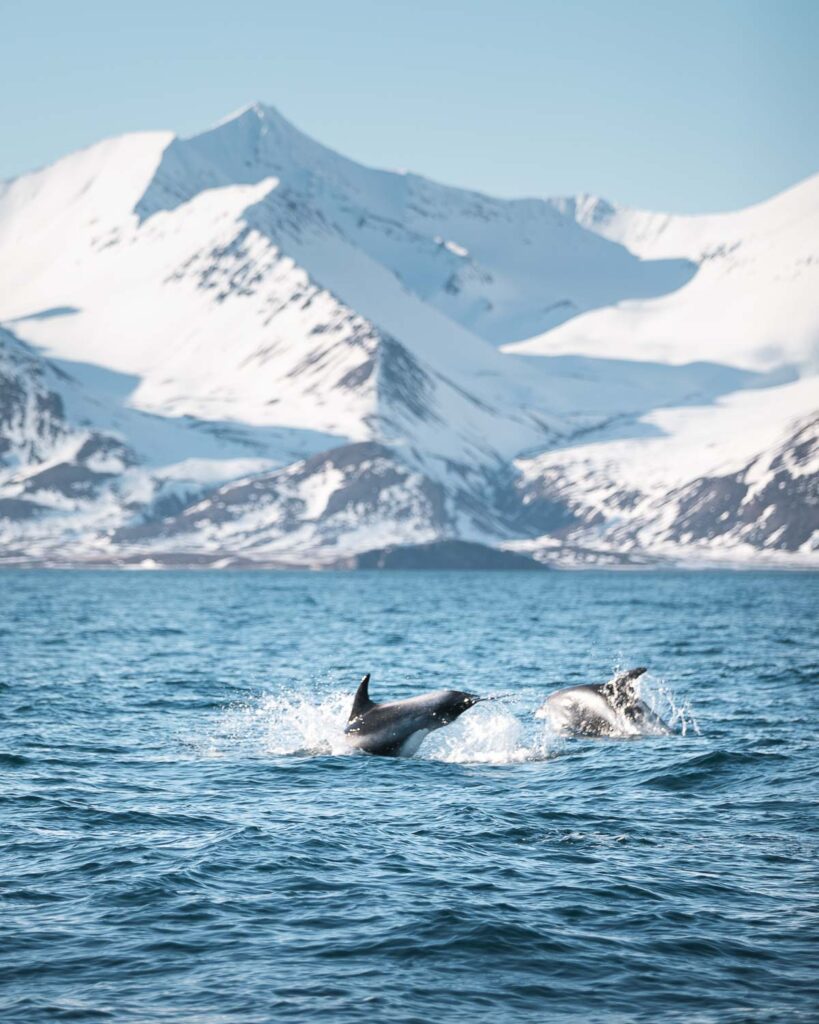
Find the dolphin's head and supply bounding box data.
[432,690,481,725]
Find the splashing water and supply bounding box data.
[203,682,695,764]
[209,690,355,757]
[421,701,557,763]
[641,675,700,736]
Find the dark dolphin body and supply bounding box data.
[536,667,670,738]
[344,674,483,757]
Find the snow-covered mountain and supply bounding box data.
[520,176,819,371]
[0,103,816,567]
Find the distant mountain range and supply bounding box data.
[0,103,816,567]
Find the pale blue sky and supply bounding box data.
[1,0,816,211]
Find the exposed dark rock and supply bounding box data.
[377,336,437,423]
[323,464,406,517]
[75,434,136,466]
[742,470,818,549]
[665,475,748,543]
[141,484,210,523]
[298,441,393,477]
[36,390,65,424]
[0,328,68,463]
[23,462,116,498]
[665,417,818,551]
[508,467,593,537]
[338,357,375,390]
[111,442,453,549]
[667,468,818,550]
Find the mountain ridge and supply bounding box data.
[0,103,816,567]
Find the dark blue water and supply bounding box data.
[1,571,817,1023]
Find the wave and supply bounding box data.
[0,752,30,767]
[643,748,787,791]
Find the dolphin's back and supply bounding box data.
[544,684,619,737]
[345,683,479,756]
[538,668,669,738]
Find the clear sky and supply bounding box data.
[1,0,817,211]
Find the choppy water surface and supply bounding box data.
[1,570,817,1023]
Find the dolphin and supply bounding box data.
[344,674,486,757]
[535,667,670,738]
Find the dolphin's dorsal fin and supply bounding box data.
[604,666,647,701]
[350,674,375,720]
[612,667,647,687]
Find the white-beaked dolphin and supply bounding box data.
[344,674,495,757]
[535,667,670,738]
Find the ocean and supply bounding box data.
[1,570,817,1023]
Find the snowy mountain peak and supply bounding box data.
[0,104,816,566]
[135,101,361,222]
[211,100,285,127]
[198,99,320,155]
